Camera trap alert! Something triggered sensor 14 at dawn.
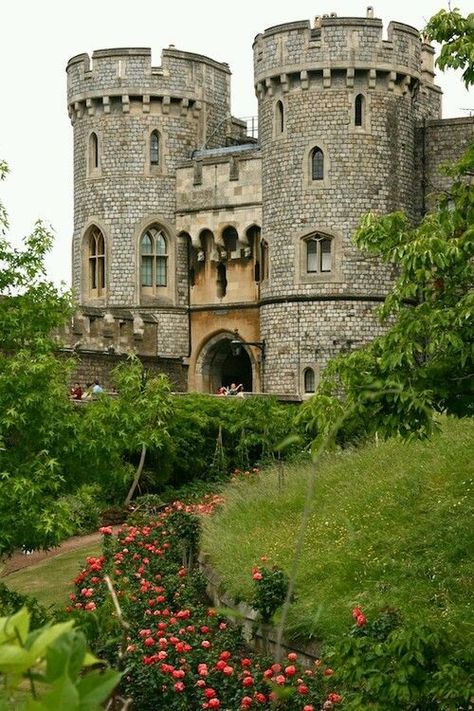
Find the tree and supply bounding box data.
[0,162,78,556]
[425,7,474,87]
[76,356,174,506]
[299,10,474,442]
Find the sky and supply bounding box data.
[0,0,472,287]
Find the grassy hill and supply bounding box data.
[202,416,473,644]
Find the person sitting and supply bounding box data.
[227,382,243,396]
[70,382,83,400]
[91,379,104,396]
[216,386,227,396]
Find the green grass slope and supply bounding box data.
[202,416,473,643]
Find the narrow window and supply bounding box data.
[216,262,227,298]
[140,227,168,290]
[304,368,316,394]
[276,100,284,134]
[150,130,160,166]
[89,132,99,171]
[311,147,324,181]
[320,238,332,272]
[140,234,153,287]
[355,94,363,127]
[155,233,167,286]
[307,239,317,272]
[88,227,105,295]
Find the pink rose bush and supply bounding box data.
[66,495,342,710]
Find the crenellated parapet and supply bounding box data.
[253,12,440,98]
[67,47,231,124]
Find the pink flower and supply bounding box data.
[173,681,185,692]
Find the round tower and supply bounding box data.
[253,12,441,395]
[66,47,232,367]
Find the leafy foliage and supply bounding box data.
[0,583,51,630]
[0,607,121,710]
[0,163,79,555]
[251,564,289,626]
[329,608,474,710]
[425,7,474,87]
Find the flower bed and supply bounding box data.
[66,493,342,710]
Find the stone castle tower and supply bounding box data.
[65,10,473,398]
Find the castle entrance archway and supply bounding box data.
[199,335,253,394]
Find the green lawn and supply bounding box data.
[4,543,101,609]
[202,416,474,644]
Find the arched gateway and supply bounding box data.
[196,334,253,394]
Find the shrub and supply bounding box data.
[58,484,105,535]
[0,581,51,628]
[329,607,474,710]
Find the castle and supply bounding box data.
[65,8,474,398]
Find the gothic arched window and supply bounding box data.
[311,147,324,181]
[140,227,168,289]
[88,226,106,296]
[306,234,332,273]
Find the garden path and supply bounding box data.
[0,529,119,577]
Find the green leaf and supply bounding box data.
[0,608,30,645]
[39,673,80,710]
[28,621,74,661]
[77,668,122,710]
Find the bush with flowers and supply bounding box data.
[65,497,342,710]
[327,606,474,710]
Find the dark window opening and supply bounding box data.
[276,100,284,134]
[216,262,227,298]
[355,94,363,127]
[222,226,238,255]
[304,368,315,393]
[311,147,324,180]
[150,131,160,165]
[89,133,99,170]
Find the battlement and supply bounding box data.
[67,45,231,110]
[253,12,436,91]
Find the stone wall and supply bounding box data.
[415,116,474,215]
[62,350,188,392]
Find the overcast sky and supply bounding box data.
[1,0,472,286]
